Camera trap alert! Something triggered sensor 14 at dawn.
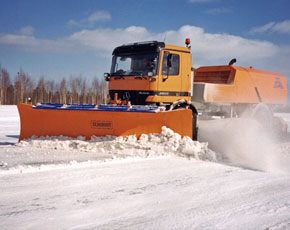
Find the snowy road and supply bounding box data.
[1,106,290,229]
[2,157,290,230]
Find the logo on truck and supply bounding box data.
[91,120,113,129]
[274,77,283,89]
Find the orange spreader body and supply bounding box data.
[194,65,287,104]
[17,103,193,141]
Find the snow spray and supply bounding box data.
[198,106,290,174]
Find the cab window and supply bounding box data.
[162,53,179,75]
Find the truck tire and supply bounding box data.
[170,100,198,141]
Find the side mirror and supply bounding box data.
[104,73,111,81]
[163,53,172,81]
[167,54,172,68]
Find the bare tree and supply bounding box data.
[0,64,108,105]
[12,69,34,103]
[79,76,87,104]
[0,66,11,105]
[21,71,33,103]
[69,75,87,104]
[90,76,99,104]
[59,78,67,104]
[33,77,46,103]
[100,78,108,104]
[45,80,55,103]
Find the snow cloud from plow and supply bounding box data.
[198,116,290,174]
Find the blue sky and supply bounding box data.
[1,0,290,82]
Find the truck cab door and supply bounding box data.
[158,51,182,98]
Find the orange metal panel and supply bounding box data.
[194,65,287,104]
[158,49,182,93]
[164,44,190,53]
[109,76,156,91]
[203,84,238,103]
[17,103,193,141]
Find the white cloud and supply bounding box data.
[88,11,111,23]
[19,26,35,36]
[69,26,154,53]
[0,34,82,54]
[67,19,81,27]
[251,20,290,34]
[58,25,281,66]
[68,10,111,28]
[250,22,275,33]
[204,7,231,15]
[68,25,278,61]
[160,26,279,67]
[0,24,287,73]
[272,20,290,34]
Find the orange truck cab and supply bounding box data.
[105,41,192,105]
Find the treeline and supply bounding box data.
[0,65,108,105]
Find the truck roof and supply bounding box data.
[113,41,165,55]
[112,41,190,55]
[164,44,190,53]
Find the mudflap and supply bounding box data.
[192,112,198,141]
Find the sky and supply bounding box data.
[0,0,290,83]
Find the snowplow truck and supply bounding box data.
[17,39,287,141]
[106,40,286,115]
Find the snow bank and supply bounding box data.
[0,126,216,173]
[18,126,215,160]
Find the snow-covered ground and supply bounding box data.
[1,105,290,229]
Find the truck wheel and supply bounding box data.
[170,100,198,141]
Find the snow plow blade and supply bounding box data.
[17,103,193,141]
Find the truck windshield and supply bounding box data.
[110,53,159,76]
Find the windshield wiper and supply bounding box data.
[130,71,144,79]
[111,70,125,79]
